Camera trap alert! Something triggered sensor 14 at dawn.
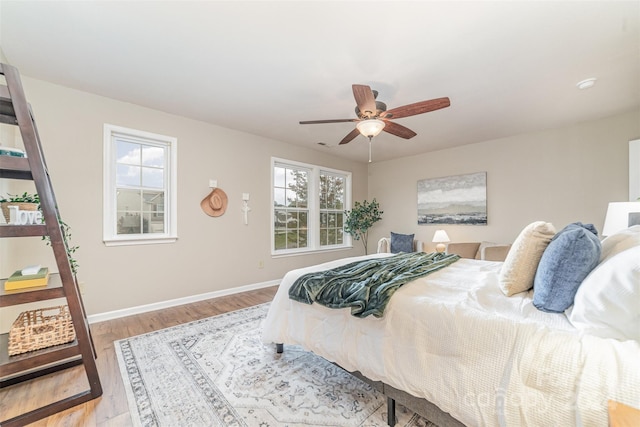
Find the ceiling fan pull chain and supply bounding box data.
[368,136,372,163]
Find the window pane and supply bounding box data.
[320,212,327,226]
[143,190,164,222]
[337,229,344,244]
[142,190,163,205]
[320,172,345,211]
[336,212,343,227]
[274,166,285,187]
[285,169,296,187]
[274,209,287,227]
[116,140,141,165]
[320,228,327,246]
[274,230,286,250]
[328,228,336,245]
[328,212,336,227]
[299,211,308,229]
[117,212,142,234]
[141,212,152,233]
[142,166,164,189]
[296,181,308,208]
[116,164,141,186]
[298,230,308,248]
[286,189,298,207]
[274,188,286,207]
[147,215,164,233]
[117,188,141,211]
[287,211,298,229]
[287,230,299,249]
[142,145,164,167]
[287,169,308,208]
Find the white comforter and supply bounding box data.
[262,254,640,426]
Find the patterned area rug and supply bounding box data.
[115,303,435,427]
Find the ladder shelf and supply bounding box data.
[0,63,102,426]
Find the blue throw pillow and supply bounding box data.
[390,232,414,253]
[533,222,601,313]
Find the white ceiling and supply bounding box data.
[1,1,639,163]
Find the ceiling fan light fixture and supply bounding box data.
[356,119,385,138]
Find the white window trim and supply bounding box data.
[103,124,178,246]
[271,157,352,256]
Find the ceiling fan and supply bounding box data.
[300,84,451,156]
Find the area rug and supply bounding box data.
[115,303,435,427]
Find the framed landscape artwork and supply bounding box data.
[417,172,487,225]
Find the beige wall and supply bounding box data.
[368,109,640,252]
[0,77,368,318]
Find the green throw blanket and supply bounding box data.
[289,252,460,318]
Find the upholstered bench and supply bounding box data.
[446,241,511,261]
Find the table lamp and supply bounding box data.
[602,202,640,236]
[432,229,450,253]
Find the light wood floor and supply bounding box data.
[1,286,278,426]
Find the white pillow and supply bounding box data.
[599,225,640,262]
[568,245,640,341]
[499,221,556,296]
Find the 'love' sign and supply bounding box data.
[8,206,43,225]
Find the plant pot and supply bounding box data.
[1,202,39,223]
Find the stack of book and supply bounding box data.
[4,265,49,291]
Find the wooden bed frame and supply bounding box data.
[276,343,465,427]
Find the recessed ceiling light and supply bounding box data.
[577,78,597,90]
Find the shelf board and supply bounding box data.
[0,224,47,237]
[0,332,81,380]
[0,273,65,307]
[0,156,32,179]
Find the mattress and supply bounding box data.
[262,253,640,426]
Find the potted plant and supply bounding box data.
[344,198,383,254]
[0,191,40,223]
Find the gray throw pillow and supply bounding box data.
[533,222,601,313]
[390,232,414,253]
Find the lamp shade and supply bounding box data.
[432,229,450,253]
[602,202,640,236]
[356,119,385,137]
[432,229,450,243]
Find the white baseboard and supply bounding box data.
[87,279,280,324]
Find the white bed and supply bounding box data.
[262,247,640,426]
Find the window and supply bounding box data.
[272,158,351,255]
[103,124,177,246]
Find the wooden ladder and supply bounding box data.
[0,63,102,426]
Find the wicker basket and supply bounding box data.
[1,202,38,223]
[8,305,76,356]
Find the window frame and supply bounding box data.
[103,124,178,246]
[271,157,352,256]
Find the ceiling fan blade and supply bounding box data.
[382,97,450,119]
[352,84,377,118]
[339,128,361,145]
[300,118,358,124]
[382,120,417,139]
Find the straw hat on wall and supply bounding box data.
[200,188,228,217]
